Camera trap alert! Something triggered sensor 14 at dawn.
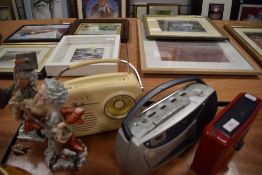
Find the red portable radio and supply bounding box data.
[191,92,262,175]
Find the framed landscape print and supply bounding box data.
[70,18,129,42]
[147,3,179,16]
[0,44,55,75]
[142,15,228,40]
[44,35,120,76]
[77,0,129,18]
[224,24,262,67]
[138,20,261,75]
[238,4,262,21]
[201,0,232,20]
[4,24,71,43]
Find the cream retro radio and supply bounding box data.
[60,58,143,136]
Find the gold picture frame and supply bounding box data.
[225,24,262,67]
[138,20,262,75]
[0,44,55,75]
[143,15,228,40]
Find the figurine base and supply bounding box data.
[44,143,88,171]
[17,124,45,142]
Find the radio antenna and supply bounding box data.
[125,43,130,74]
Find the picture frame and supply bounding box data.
[134,4,147,18]
[44,35,121,76]
[70,18,129,42]
[238,4,262,21]
[224,24,262,67]
[0,44,55,75]
[138,20,261,75]
[4,24,71,43]
[201,0,233,20]
[77,0,130,19]
[13,0,26,19]
[147,3,179,16]
[142,15,228,40]
[0,6,12,20]
[22,0,69,19]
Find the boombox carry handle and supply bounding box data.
[122,77,206,141]
[57,58,143,89]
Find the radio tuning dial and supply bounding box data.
[104,95,135,119]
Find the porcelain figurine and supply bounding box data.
[0,52,45,142]
[33,78,87,170]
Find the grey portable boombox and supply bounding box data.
[115,77,218,175]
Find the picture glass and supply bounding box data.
[70,48,104,62]
[74,23,122,35]
[7,24,70,41]
[239,5,262,21]
[148,6,179,16]
[208,3,224,20]
[82,0,121,18]
[157,20,206,32]
[245,32,262,49]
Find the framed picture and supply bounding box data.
[70,18,129,42]
[138,20,261,75]
[134,4,147,18]
[13,0,26,19]
[142,15,228,40]
[0,6,12,20]
[4,24,71,43]
[0,44,55,75]
[44,35,121,76]
[238,4,262,21]
[201,0,232,20]
[147,3,179,16]
[22,0,69,19]
[77,0,129,18]
[224,24,262,67]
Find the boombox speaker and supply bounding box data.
[115,77,218,175]
[60,58,143,136]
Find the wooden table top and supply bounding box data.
[0,18,262,175]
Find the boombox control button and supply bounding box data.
[192,89,203,96]
[141,118,148,123]
[146,150,156,159]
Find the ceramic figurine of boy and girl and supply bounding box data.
[0,52,87,170]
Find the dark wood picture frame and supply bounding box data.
[69,18,129,42]
[4,24,72,43]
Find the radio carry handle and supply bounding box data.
[57,58,143,90]
[122,77,206,141]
